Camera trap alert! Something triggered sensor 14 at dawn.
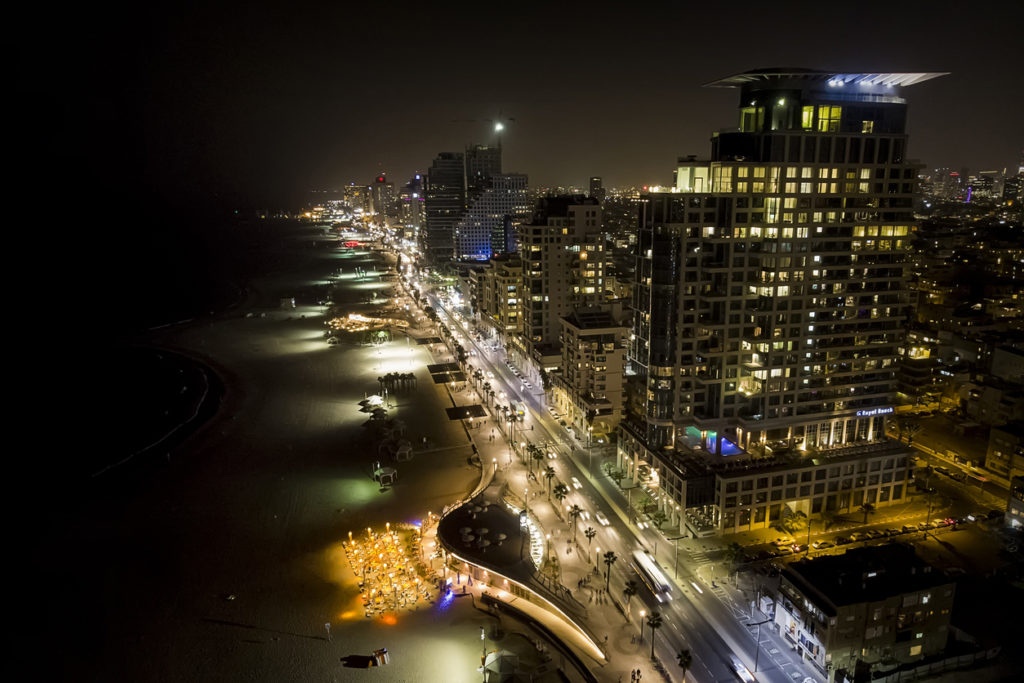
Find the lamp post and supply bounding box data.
[668,534,686,579]
[746,618,771,672]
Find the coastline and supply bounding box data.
[44,223,491,682]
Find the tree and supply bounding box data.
[623,579,639,619]
[609,468,625,487]
[904,421,922,446]
[553,483,569,508]
[677,649,693,679]
[539,366,553,393]
[584,526,596,548]
[646,610,663,660]
[723,541,745,575]
[821,509,838,531]
[532,448,546,476]
[650,509,668,529]
[603,550,618,591]
[858,502,876,525]
[544,466,556,498]
[569,505,583,543]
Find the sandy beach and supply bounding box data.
[40,225,540,682]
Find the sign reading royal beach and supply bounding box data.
[856,407,894,417]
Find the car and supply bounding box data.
[487,371,494,379]
[570,477,582,490]
[987,509,1005,520]
[835,536,853,545]
[902,524,917,533]
[772,537,795,547]
[919,521,935,530]
[775,547,793,556]
[729,655,756,683]
[865,529,882,539]
[595,510,610,526]
[811,540,833,549]
[326,336,340,345]
[885,528,901,537]
[849,532,865,542]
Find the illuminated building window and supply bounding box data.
[817,105,841,132]
[801,106,814,130]
[862,120,875,133]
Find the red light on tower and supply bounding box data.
[377,175,385,183]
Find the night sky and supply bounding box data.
[39,1,1023,211]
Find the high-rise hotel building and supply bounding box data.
[620,69,946,536]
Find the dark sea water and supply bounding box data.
[82,214,319,480]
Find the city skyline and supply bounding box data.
[41,1,1024,210]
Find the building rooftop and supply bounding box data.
[563,309,625,330]
[705,68,948,89]
[783,545,951,616]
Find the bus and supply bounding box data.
[632,550,672,602]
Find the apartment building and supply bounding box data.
[774,545,955,682]
[620,69,944,535]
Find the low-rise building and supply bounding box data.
[774,545,955,682]
[552,307,629,444]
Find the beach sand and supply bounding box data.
[41,226,546,681]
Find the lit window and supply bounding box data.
[817,105,841,133]
[801,106,814,130]
[862,120,875,133]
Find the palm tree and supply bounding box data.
[646,610,663,660]
[569,505,583,543]
[623,579,639,620]
[544,466,556,498]
[676,649,692,679]
[584,526,596,548]
[603,550,618,591]
[858,501,876,525]
[531,448,545,476]
[553,483,569,509]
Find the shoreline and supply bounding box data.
[44,226,502,682]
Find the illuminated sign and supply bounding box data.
[856,407,894,417]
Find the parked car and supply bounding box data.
[811,540,833,549]
[885,528,901,537]
[849,532,865,542]
[772,537,795,547]
[902,524,917,533]
[919,521,936,530]
[775,547,793,556]
[865,529,882,539]
[835,536,853,545]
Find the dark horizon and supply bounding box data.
[33,1,1024,213]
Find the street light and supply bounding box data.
[746,618,771,672]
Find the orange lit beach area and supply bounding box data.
[328,312,409,333]
[344,523,436,618]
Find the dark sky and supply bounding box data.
[36,1,1024,210]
